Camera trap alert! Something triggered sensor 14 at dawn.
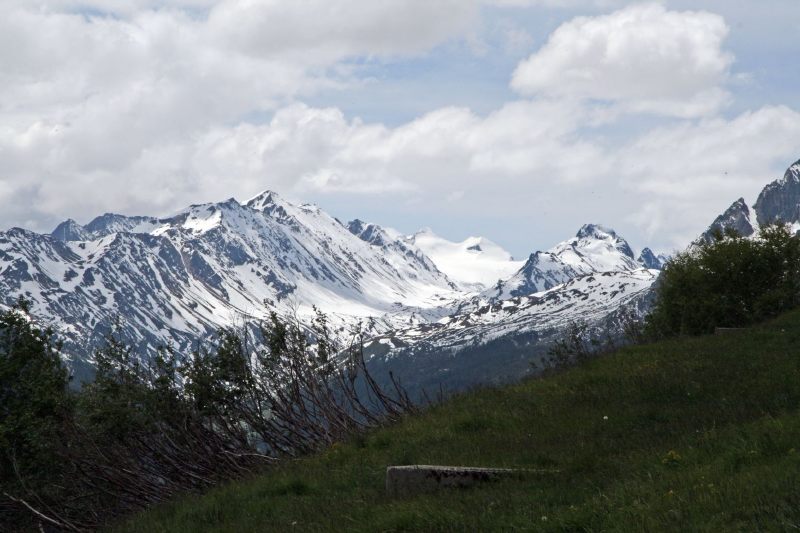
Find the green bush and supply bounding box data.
[646,224,800,338]
[0,298,72,528]
[0,306,415,530]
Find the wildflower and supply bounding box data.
[603,415,608,420]
[541,516,548,522]
[662,450,682,466]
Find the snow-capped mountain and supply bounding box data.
[357,224,660,392]
[0,187,666,389]
[0,191,464,371]
[369,269,656,355]
[699,158,800,243]
[637,248,669,270]
[363,269,657,393]
[485,224,643,300]
[404,229,523,291]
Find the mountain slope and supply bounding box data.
[363,269,656,393]
[1,187,662,383]
[404,229,523,291]
[486,224,643,300]
[698,197,756,244]
[699,158,800,242]
[636,247,669,269]
[754,158,800,227]
[0,192,462,367]
[118,309,800,532]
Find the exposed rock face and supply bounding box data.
[0,191,460,369]
[365,269,658,395]
[698,158,800,244]
[487,224,641,299]
[51,219,90,242]
[1,192,664,393]
[754,159,800,226]
[637,248,665,270]
[52,214,160,242]
[347,219,391,247]
[698,198,755,244]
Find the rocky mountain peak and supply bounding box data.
[572,223,635,260]
[347,219,391,247]
[637,247,665,270]
[698,197,755,244]
[245,190,282,209]
[51,219,89,242]
[486,224,643,300]
[754,159,800,226]
[245,190,297,225]
[576,223,616,240]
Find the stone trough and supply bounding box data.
[386,465,525,498]
[714,327,747,335]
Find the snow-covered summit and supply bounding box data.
[51,213,160,242]
[405,228,523,290]
[486,223,642,300]
[637,247,669,270]
[2,191,465,363]
[4,186,671,392]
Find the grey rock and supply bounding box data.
[637,248,665,270]
[698,198,755,244]
[754,159,800,226]
[51,219,90,242]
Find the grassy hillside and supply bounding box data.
[118,310,800,532]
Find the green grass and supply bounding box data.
[117,310,800,532]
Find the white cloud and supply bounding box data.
[0,0,798,258]
[511,3,733,117]
[15,93,798,252]
[619,106,800,246]
[488,0,624,6]
[208,0,478,64]
[0,1,484,230]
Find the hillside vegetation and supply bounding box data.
[119,309,800,532]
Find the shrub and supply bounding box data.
[1,307,416,530]
[0,298,72,529]
[645,224,800,338]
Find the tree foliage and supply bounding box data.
[0,298,72,530]
[1,306,415,531]
[646,224,800,338]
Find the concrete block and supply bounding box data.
[715,327,746,335]
[385,465,520,498]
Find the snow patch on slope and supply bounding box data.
[406,228,523,290]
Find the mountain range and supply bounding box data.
[2,157,799,389]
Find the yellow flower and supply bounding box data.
[662,450,682,466]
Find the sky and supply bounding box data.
[1,0,799,258]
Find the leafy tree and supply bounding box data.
[0,297,72,527]
[2,305,415,529]
[646,224,800,338]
